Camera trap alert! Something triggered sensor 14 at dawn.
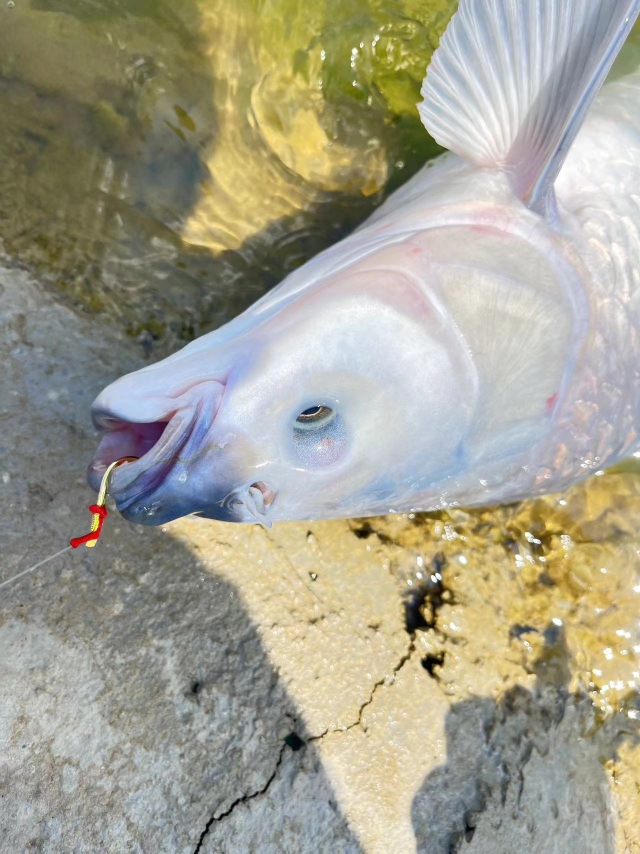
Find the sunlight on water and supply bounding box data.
[0,0,452,344]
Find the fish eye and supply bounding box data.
[291,404,347,467]
[295,405,335,427]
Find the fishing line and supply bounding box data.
[0,457,138,593]
[0,545,73,592]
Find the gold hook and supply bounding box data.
[70,456,139,549]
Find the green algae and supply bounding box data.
[0,0,455,345]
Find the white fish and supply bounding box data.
[90,0,640,526]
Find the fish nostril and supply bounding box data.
[92,410,123,431]
[250,481,275,506]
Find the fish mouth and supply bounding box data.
[87,379,277,525]
[88,411,191,507]
[89,419,170,482]
[88,378,227,521]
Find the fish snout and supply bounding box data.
[88,373,226,498]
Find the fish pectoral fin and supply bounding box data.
[418,0,640,214]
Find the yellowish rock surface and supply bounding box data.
[166,469,640,852]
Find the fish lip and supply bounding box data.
[87,406,201,511]
[88,377,229,523]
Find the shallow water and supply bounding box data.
[1,0,640,843]
[0,0,452,346]
[373,469,640,721]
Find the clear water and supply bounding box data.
[0,0,452,345]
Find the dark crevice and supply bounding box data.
[404,551,454,634]
[509,624,539,640]
[345,638,415,733]
[349,520,393,544]
[284,732,305,751]
[193,741,288,853]
[463,809,479,843]
[404,593,430,632]
[421,652,445,678]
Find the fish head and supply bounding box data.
[89,240,480,524]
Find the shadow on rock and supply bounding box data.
[0,267,361,854]
[411,626,629,854]
[0,529,361,853]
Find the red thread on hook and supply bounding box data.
[70,504,109,549]
[69,456,138,550]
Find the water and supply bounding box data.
[0,0,451,347]
[1,0,640,841]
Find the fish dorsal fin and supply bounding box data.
[419,0,640,214]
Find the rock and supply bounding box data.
[0,267,358,852]
[1,265,639,853]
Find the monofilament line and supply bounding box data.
[0,545,72,592]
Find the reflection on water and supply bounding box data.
[1,0,639,822]
[0,0,451,344]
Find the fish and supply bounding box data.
[89,0,640,526]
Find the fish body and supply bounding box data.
[90,0,640,525]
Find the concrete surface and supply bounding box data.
[1,265,640,853]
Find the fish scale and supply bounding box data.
[548,67,640,489]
